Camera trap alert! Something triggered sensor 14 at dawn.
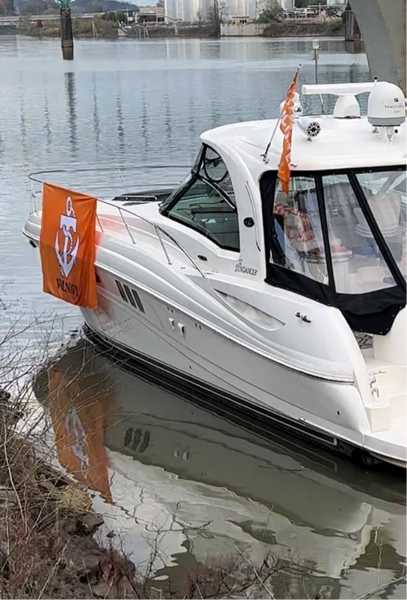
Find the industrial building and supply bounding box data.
[164,0,209,23]
[163,1,346,23]
[164,0,259,22]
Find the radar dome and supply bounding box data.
[368,81,406,127]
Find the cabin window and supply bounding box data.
[166,175,239,252]
[271,177,328,283]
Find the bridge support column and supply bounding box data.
[344,2,361,42]
[349,0,406,93]
[60,7,74,61]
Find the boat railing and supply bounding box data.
[28,166,206,278]
[98,198,207,278]
[29,165,189,205]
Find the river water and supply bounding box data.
[1,34,405,598]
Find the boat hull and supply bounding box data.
[22,205,406,470]
[81,279,406,470]
[84,323,342,445]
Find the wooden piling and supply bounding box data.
[60,7,74,60]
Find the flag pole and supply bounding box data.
[261,108,284,164]
[261,65,301,165]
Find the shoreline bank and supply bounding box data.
[14,18,346,41]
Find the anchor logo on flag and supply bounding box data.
[55,196,80,279]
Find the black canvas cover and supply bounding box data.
[261,169,406,335]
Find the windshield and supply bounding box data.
[160,145,236,213]
[160,146,239,252]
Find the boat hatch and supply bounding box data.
[261,166,406,335]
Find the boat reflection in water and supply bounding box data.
[33,339,406,599]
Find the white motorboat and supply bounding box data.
[23,79,407,468]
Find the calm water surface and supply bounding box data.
[1,34,405,598]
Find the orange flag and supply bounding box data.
[39,183,98,308]
[277,68,300,195]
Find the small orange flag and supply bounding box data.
[277,68,300,195]
[39,183,98,309]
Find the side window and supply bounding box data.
[167,177,239,252]
[324,174,399,293]
[271,177,328,283]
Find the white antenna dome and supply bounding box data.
[368,81,406,127]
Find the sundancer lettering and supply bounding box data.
[235,259,258,276]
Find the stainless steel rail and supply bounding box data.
[28,166,206,278]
